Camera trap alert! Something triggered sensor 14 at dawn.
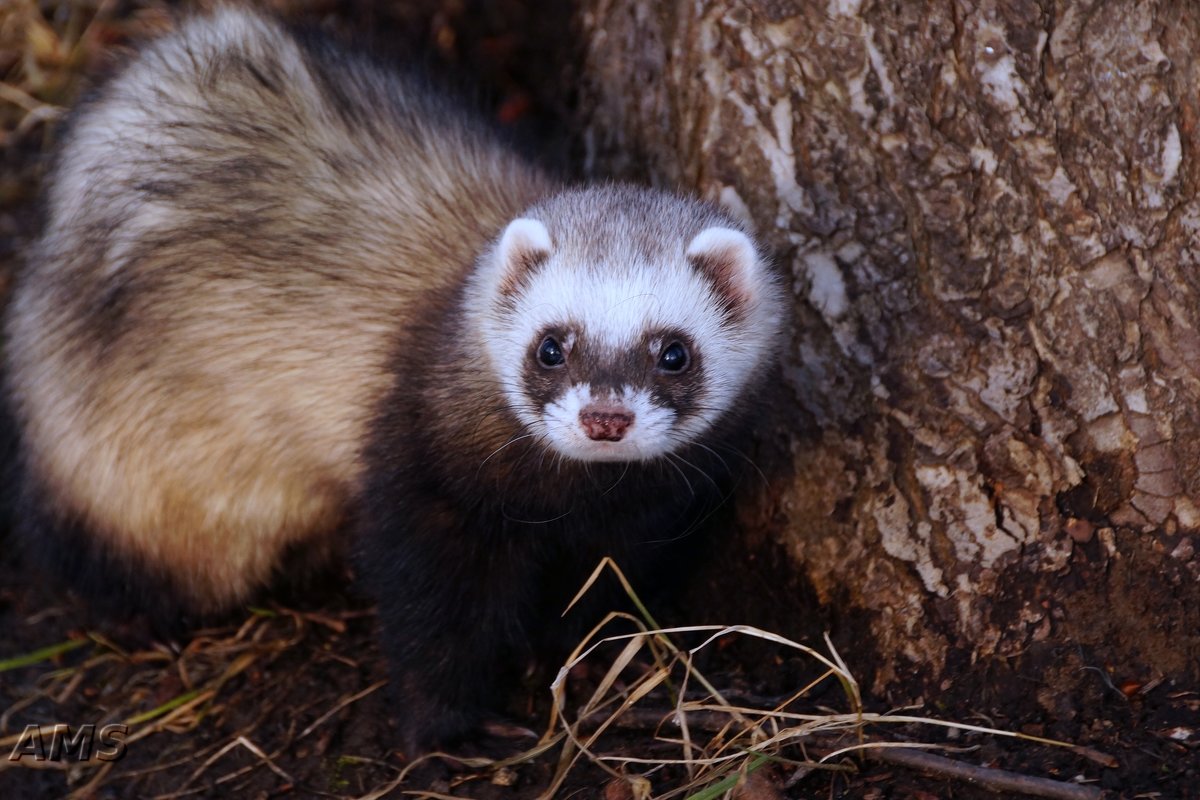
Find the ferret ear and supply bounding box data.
[686,227,764,318]
[496,218,552,296]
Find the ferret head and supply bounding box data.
[469,187,786,463]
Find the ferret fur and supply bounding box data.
[4,8,786,748]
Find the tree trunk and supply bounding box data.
[575,0,1200,707]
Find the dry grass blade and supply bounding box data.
[67,759,116,799]
[350,750,491,800]
[1,601,384,795]
[297,679,387,741]
[535,557,1104,800]
[233,736,297,788]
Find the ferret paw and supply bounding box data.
[396,708,537,761]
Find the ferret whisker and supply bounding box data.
[662,453,696,498]
[599,461,631,497]
[669,451,721,492]
[690,441,732,475]
[499,502,574,525]
[605,291,661,317]
[477,432,538,473]
[706,441,769,487]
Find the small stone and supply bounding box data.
[490,767,518,787]
[1170,537,1194,561]
[1066,517,1095,543]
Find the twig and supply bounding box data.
[578,705,1107,799]
[68,760,116,800]
[868,747,1105,800]
[580,705,739,734]
[297,679,387,741]
[235,736,297,787]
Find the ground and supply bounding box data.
[7,542,1173,800]
[0,2,1196,798]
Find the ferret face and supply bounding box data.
[521,316,704,462]
[469,191,785,463]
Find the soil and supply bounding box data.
[1,2,1197,798]
[3,539,1196,799]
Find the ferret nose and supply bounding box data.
[579,407,634,442]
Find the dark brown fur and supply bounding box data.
[358,278,749,746]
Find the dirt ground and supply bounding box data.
[1,2,1197,798]
[4,534,1195,799]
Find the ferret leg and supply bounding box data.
[361,510,539,752]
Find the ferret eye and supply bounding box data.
[658,342,689,373]
[537,336,566,368]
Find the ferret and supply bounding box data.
[4,8,786,749]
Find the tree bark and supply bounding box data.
[574,0,1200,705]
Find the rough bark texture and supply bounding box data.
[575,0,1200,706]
